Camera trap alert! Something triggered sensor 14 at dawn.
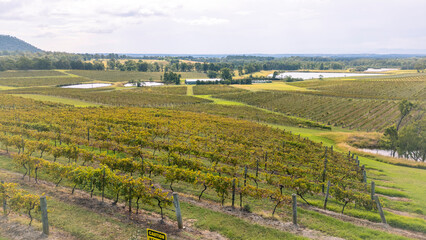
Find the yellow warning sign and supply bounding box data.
[147,229,167,240]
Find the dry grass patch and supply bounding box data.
[232,82,313,92]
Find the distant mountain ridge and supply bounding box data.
[0,35,42,52]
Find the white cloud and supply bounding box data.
[235,11,252,16]
[0,0,425,53]
[174,16,229,26]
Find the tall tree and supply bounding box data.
[137,61,148,72]
[397,100,415,131]
[381,126,398,157]
[93,61,105,70]
[237,66,243,76]
[397,119,425,161]
[207,70,218,78]
[220,68,233,81]
[124,60,137,71]
[17,56,33,70]
[163,71,181,85]
[107,59,116,70]
[414,62,425,73]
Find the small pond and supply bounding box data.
[359,148,416,160]
[270,72,382,80]
[124,82,164,87]
[364,68,398,72]
[61,83,112,89]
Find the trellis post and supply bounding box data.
[292,194,297,226]
[173,192,183,229]
[40,196,49,235]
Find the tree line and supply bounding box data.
[1,51,425,74]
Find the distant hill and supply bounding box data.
[0,35,42,52]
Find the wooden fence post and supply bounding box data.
[101,167,105,202]
[244,166,248,186]
[322,155,328,194]
[231,179,236,208]
[371,181,375,200]
[323,181,331,210]
[40,196,49,235]
[239,182,242,209]
[362,165,367,183]
[363,169,367,183]
[1,181,6,216]
[87,127,90,141]
[374,195,387,224]
[292,194,297,226]
[256,158,259,178]
[173,192,183,229]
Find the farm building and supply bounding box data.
[185,78,223,85]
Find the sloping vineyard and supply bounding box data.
[0,70,66,78]
[0,94,376,222]
[4,87,211,107]
[0,77,88,87]
[192,85,247,95]
[171,103,330,129]
[67,70,207,82]
[215,91,423,131]
[290,74,426,100]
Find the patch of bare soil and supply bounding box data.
[377,194,411,202]
[0,215,76,240]
[305,205,426,240]
[0,150,10,156]
[385,208,426,220]
[180,195,343,240]
[0,169,226,240]
[375,185,401,190]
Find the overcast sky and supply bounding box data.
[1,0,425,54]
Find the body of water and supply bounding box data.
[270,72,382,80]
[124,82,164,87]
[359,148,416,160]
[61,83,112,89]
[364,68,398,72]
